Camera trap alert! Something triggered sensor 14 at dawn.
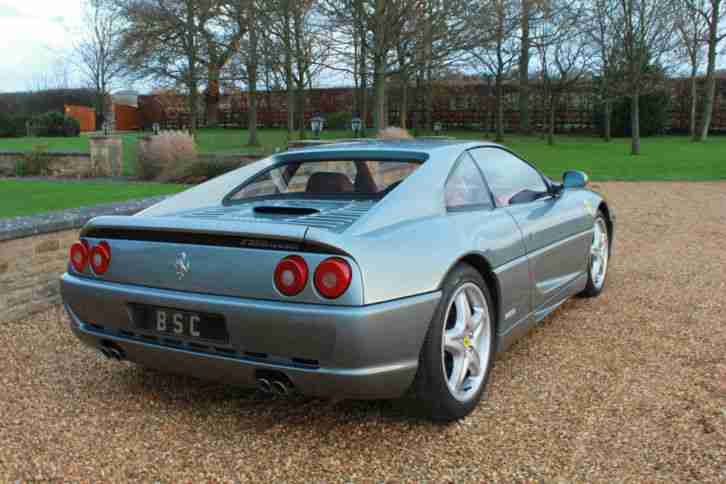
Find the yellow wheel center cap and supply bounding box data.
[463,335,472,349]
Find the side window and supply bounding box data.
[445,154,493,210]
[470,148,548,206]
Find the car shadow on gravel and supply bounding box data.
[108,362,445,427]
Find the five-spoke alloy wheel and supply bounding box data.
[413,263,495,421]
[441,283,491,402]
[580,210,610,297]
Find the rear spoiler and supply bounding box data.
[80,215,347,255]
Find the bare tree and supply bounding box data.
[534,0,592,145]
[676,0,708,138]
[519,0,532,134]
[120,0,219,133]
[684,0,726,140]
[584,0,620,142]
[201,2,242,126]
[72,0,127,125]
[469,0,519,142]
[245,0,260,145]
[613,0,677,155]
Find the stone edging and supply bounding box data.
[0,151,90,157]
[0,196,168,242]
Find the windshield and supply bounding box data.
[226,160,420,202]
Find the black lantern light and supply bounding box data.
[351,116,362,137]
[433,121,443,136]
[311,115,324,139]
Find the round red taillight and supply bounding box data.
[274,255,308,296]
[69,242,89,272]
[90,241,111,275]
[314,257,352,299]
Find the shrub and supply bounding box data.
[30,111,81,137]
[0,113,31,138]
[137,130,198,181]
[325,112,353,131]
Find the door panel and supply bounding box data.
[506,191,592,309]
[469,147,592,311]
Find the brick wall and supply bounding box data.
[0,229,78,321]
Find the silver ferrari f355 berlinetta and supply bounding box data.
[61,139,614,421]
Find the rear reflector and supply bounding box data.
[69,242,89,272]
[274,255,308,296]
[314,258,352,299]
[90,241,111,275]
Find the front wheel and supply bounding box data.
[413,263,496,421]
[580,211,610,298]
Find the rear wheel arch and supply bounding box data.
[445,254,501,333]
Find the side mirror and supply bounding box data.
[562,170,589,189]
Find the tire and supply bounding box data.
[579,211,610,298]
[413,263,496,422]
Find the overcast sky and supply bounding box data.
[0,0,723,94]
[0,0,83,93]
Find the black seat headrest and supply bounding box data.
[305,172,354,194]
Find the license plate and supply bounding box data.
[133,306,228,343]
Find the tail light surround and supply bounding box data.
[314,257,352,299]
[89,241,111,275]
[274,255,308,296]
[69,241,89,272]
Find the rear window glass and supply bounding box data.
[227,160,420,201]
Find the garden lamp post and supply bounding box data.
[311,115,324,139]
[351,116,362,137]
[433,121,443,136]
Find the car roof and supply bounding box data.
[283,138,500,160]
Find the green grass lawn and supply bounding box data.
[2,128,725,181]
[0,180,185,218]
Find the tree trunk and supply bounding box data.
[698,18,718,141]
[547,95,555,146]
[631,91,640,155]
[188,81,198,134]
[424,3,434,132]
[518,0,531,135]
[206,70,220,127]
[495,74,504,142]
[690,70,698,140]
[296,83,306,139]
[400,75,408,129]
[603,98,611,142]
[246,0,258,146]
[424,66,433,132]
[373,54,386,131]
[359,27,368,134]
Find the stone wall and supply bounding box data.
[0,229,79,321]
[0,151,93,177]
[0,196,168,322]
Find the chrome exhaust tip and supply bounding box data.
[271,380,290,396]
[256,378,272,394]
[108,348,123,361]
[99,343,125,361]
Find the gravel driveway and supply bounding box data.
[2,182,725,482]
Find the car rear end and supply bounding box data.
[61,150,442,399]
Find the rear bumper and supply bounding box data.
[61,273,440,399]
